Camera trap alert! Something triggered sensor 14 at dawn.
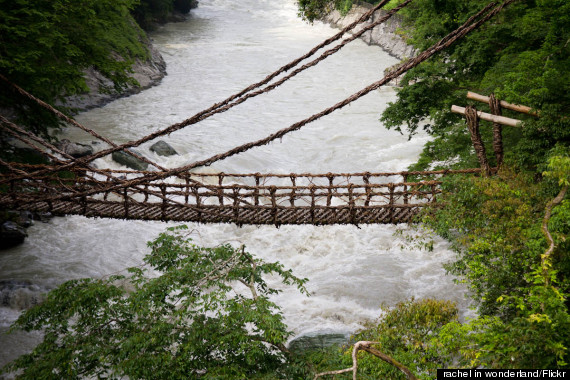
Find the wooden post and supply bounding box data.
[290,175,296,207]
[270,186,278,226]
[363,173,371,207]
[388,183,394,223]
[232,187,239,225]
[327,174,334,207]
[310,185,316,224]
[161,185,167,221]
[124,187,129,219]
[184,178,190,204]
[218,173,224,206]
[465,106,491,176]
[254,174,260,206]
[402,174,408,205]
[348,183,356,224]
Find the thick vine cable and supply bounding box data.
[11,0,515,206]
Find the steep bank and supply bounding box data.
[322,3,416,61]
[65,38,167,112]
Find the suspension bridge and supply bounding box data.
[0,0,515,226]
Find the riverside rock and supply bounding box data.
[322,5,417,61]
[150,140,178,156]
[288,333,349,353]
[65,42,167,112]
[111,149,149,171]
[55,139,94,158]
[0,221,28,249]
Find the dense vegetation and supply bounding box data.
[297,0,570,375]
[0,0,196,140]
[3,226,311,379]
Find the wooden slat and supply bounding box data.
[466,91,538,116]
[451,105,522,127]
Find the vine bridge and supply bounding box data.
[0,0,515,226]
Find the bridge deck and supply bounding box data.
[0,168,481,225]
[0,196,423,225]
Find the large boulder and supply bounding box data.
[150,140,178,157]
[6,210,34,228]
[0,221,28,249]
[111,149,149,171]
[55,139,94,158]
[288,333,349,354]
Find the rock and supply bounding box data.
[64,41,167,112]
[0,221,28,249]
[112,149,149,171]
[321,4,417,61]
[6,210,33,228]
[288,333,349,354]
[55,139,94,158]
[150,140,178,156]
[33,212,53,223]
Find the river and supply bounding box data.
[0,0,469,368]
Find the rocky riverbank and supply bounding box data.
[64,39,167,112]
[321,2,416,77]
[322,3,416,60]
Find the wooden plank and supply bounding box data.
[451,105,522,127]
[466,91,538,116]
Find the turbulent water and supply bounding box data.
[0,0,470,367]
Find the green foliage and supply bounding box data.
[296,0,570,371]
[419,164,570,368]
[305,299,459,379]
[381,0,570,171]
[2,225,309,379]
[297,0,336,22]
[297,0,398,21]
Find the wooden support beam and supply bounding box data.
[451,105,522,127]
[467,91,538,116]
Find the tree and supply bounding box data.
[2,225,309,379]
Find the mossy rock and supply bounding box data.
[111,149,149,170]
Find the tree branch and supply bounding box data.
[541,185,568,285]
[313,341,418,380]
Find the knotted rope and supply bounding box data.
[488,93,504,166]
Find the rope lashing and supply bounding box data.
[488,93,504,166]
[465,106,491,176]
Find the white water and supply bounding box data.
[0,0,469,367]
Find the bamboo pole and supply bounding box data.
[451,105,522,127]
[466,91,538,116]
